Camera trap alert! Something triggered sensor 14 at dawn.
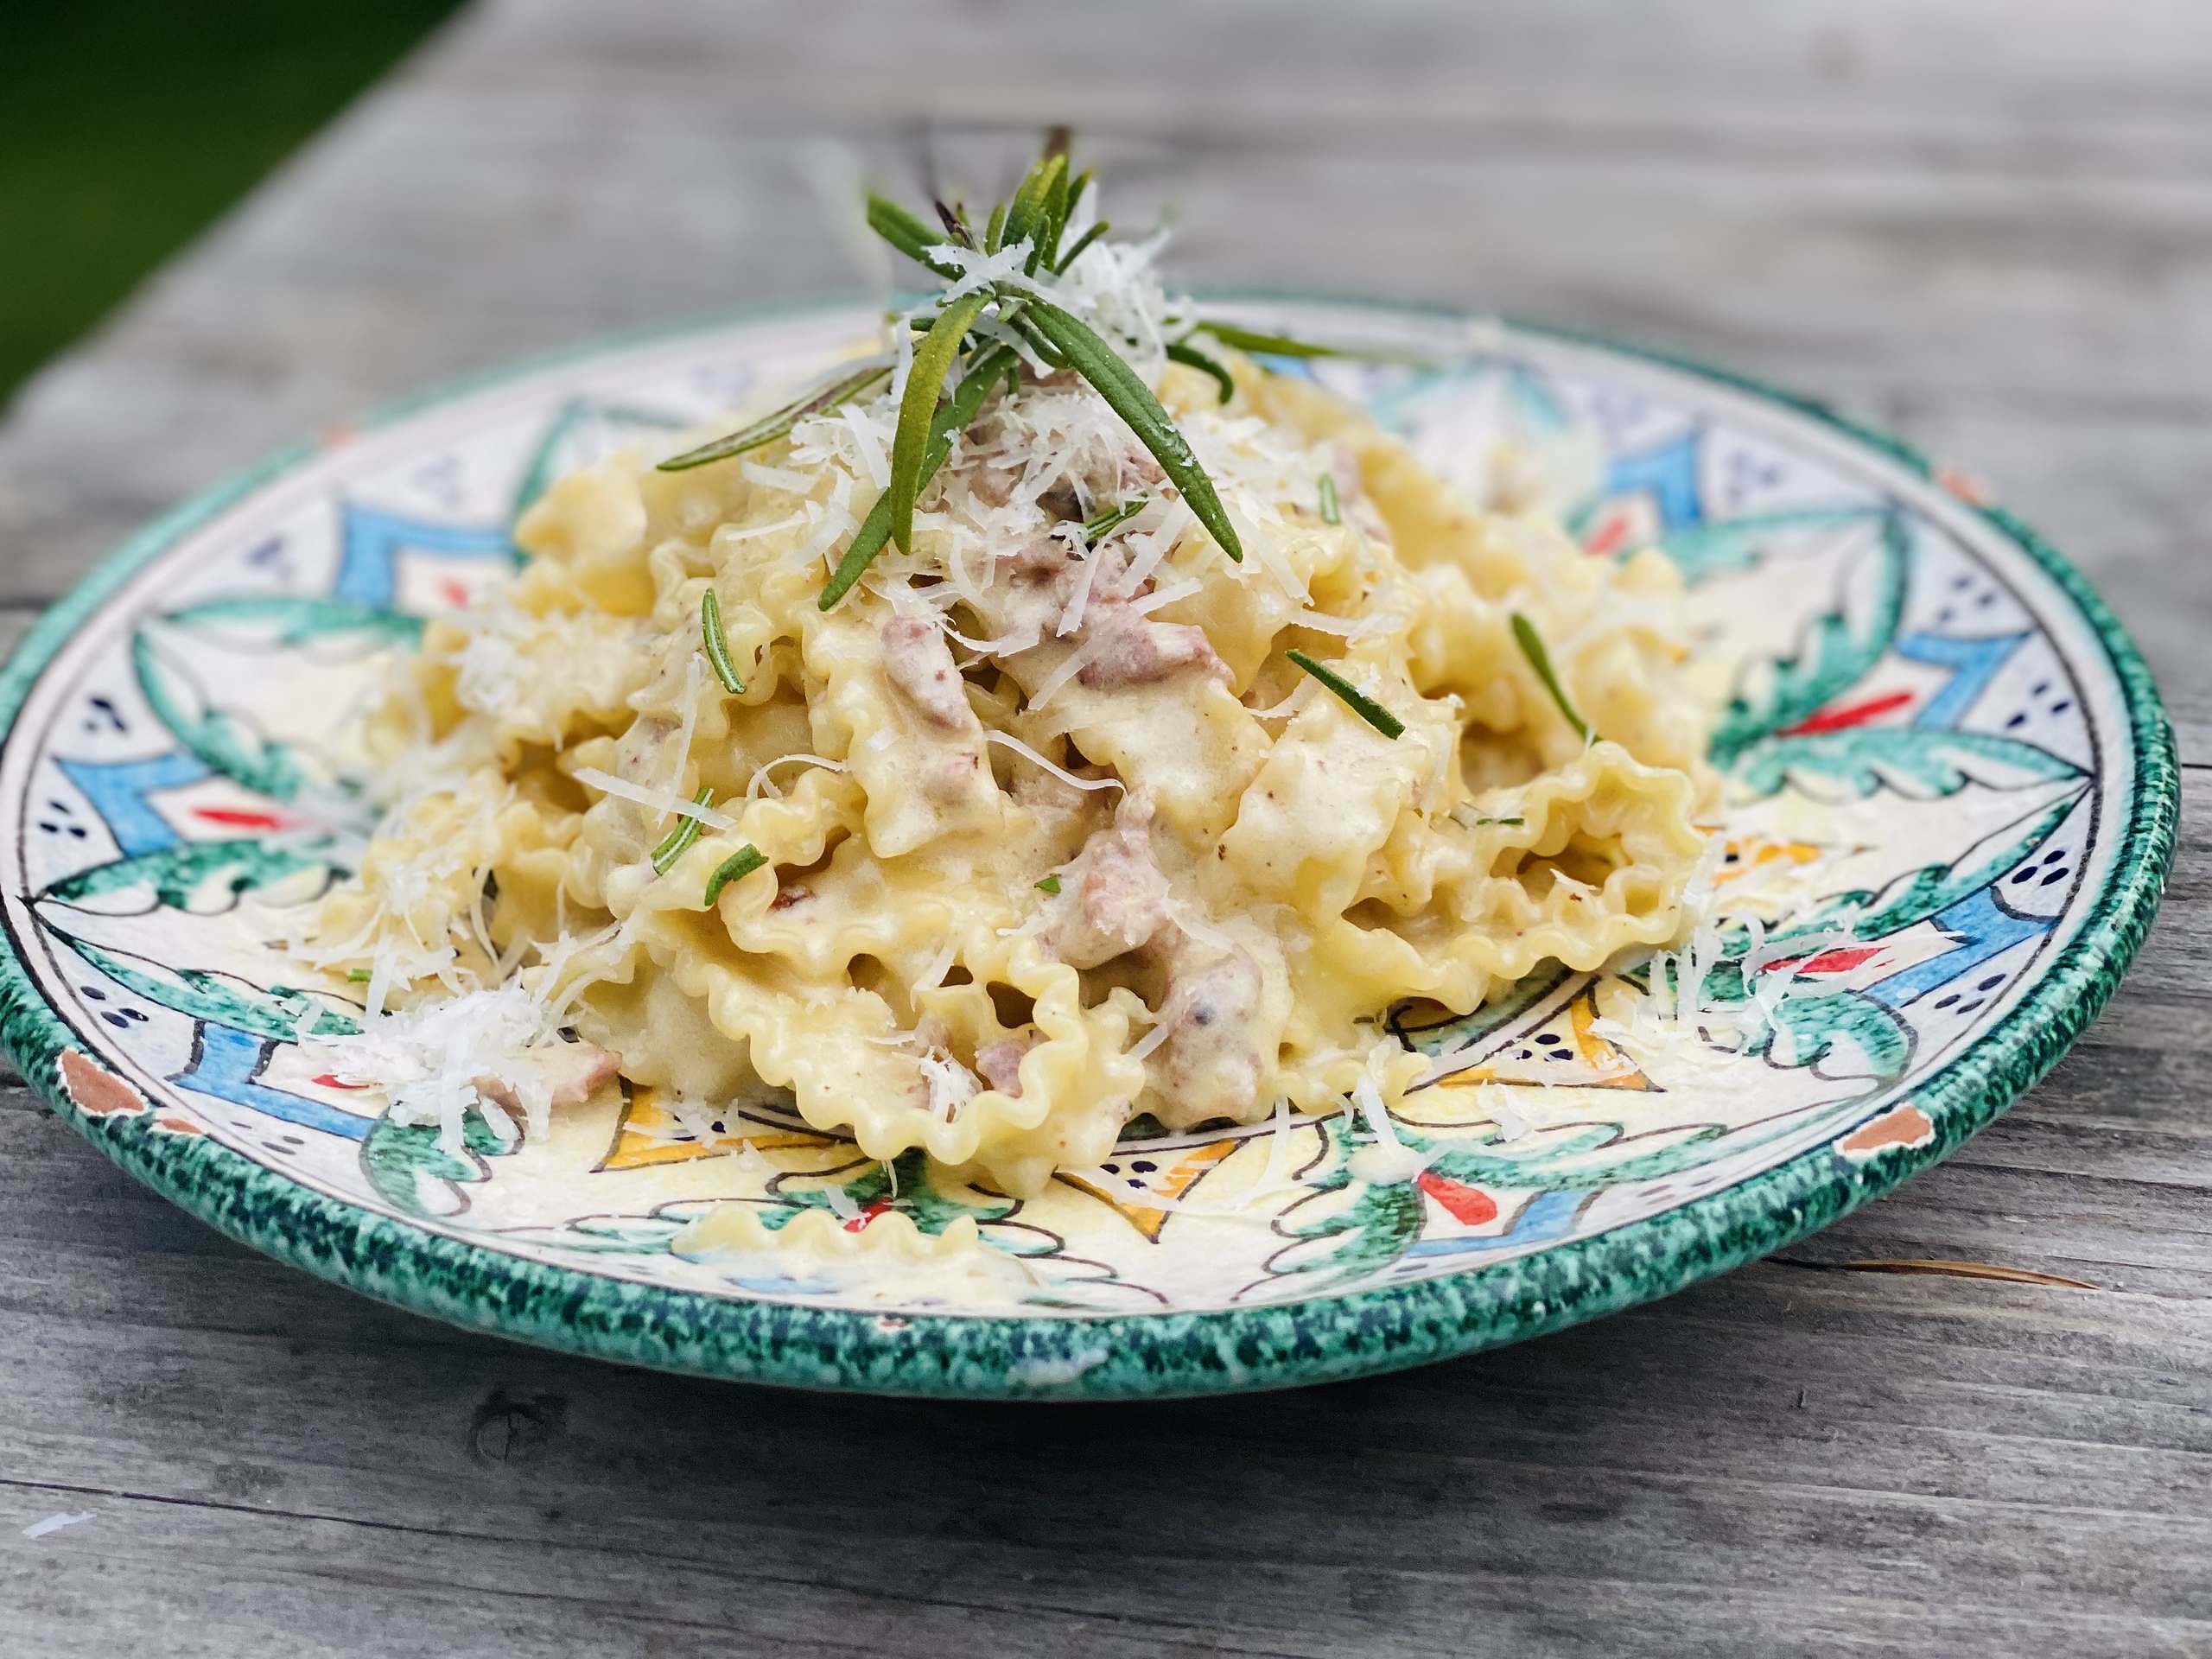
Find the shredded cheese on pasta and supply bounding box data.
[297,344,1716,1196]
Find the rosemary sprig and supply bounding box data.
[890,292,992,553]
[1166,338,1234,404]
[1023,297,1243,562]
[849,142,1248,575]
[1510,612,1599,744]
[1286,648,1404,740]
[821,140,1427,607]
[819,342,1020,610]
[1080,494,1148,547]
[1035,874,1062,895]
[703,844,767,906]
[700,588,745,694]
[1196,322,1349,359]
[651,786,715,875]
[657,359,891,473]
[1318,473,1341,524]
[1195,321,1430,366]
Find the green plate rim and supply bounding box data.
[0,295,2177,1400]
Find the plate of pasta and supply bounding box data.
[0,151,2174,1397]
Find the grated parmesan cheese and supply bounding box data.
[741,459,822,495]
[745,752,848,801]
[569,766,737,830]
[983,729,1123,793]
[1346,1069,1432,1185]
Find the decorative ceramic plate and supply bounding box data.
[0,300,2175,1398]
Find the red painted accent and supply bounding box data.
[844,1198,893,1234]
[1583,513,1633,556]
[1416,1171,1498,1226]
[1779,688,1914,736]
[191,806,291,830]
[438,577,473,609]
[312,1074,370,1090]
[1752,945,1883,977]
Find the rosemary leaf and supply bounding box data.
[1318,472,1341,524]
[1035,874,1061,895]
[1004,152,1065,257]
[1052,219,1109,275]
[1510,612,1599,744]
[651,787,715,876]
[700,588,745,694]
[1007,310,1069,369]
[1081,494,1148,547]
[1197,321,1431,365]
[867,194,962,279]
[889,293,991,552]
[657,359,891,473]
[819,343,1018,609]
[703,844,768,906]
[1020,297,1244,563]
[983,200,1007,254]
[1287,648,1404,740]
[346,968,372,982]
[1038,161,1074,270]
[1196,321,1345,359]
[1166,339,1234,404]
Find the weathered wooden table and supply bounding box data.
[3,3,2206,1652]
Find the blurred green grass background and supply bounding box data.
[0,0,463,406]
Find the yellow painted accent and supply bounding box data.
[1429,988,1655,1093]
[601,1086,836,1171]
[1058,1138,1237,1241]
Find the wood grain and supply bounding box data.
[2,3,2206,1653]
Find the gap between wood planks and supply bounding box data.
[1770,1256,2101,1290]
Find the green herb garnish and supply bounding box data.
[819,342,1019,610]
[1080,494,1148,547]
[1318,473,1341,524]
[651,786,715,876]
[656,359,892,473]
[1196,321,1430,366]
[773,140,1420,607]
[700,588,745,694]
[1035,874,1062,895]
[1166,339,1234,404]
[703,844,767,906]
[1194,322,1350,360]
[864,194,961,279]
[346,968,372,982]
[1510,612,1598,744]
[1286,648,1404,740]
[1052,219,1109,274]
[1024,297,1243,563]
[889,293,993,554]
[1459,814,1523,828]
[842,141,1247,586]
